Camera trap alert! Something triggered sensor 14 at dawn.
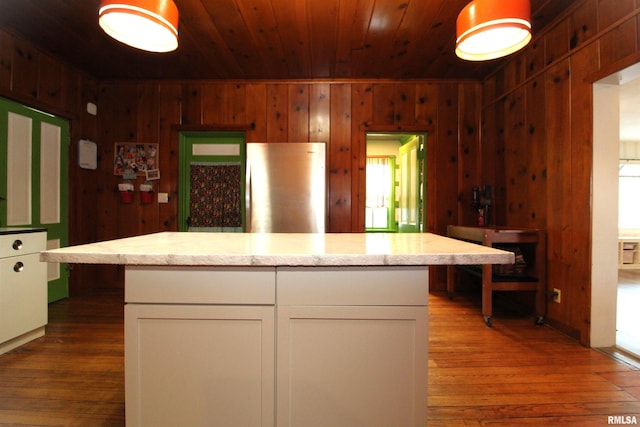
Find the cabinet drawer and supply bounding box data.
[277,266,429,306]
[0,231,46,259]
[0,253,48,344]
[125,266,276,304]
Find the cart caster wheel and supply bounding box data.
[484,316,492,327]
[535,315,544,326]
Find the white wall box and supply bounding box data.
[78,139,98,170]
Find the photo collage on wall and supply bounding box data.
[114,143,160,180]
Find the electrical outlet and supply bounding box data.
[553,288,561,303]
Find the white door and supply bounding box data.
[398,135,425,232]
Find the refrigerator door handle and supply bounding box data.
[245,161,251,232]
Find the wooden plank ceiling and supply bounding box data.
[0,0,578,80]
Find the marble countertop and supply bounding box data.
[40,232,513,267]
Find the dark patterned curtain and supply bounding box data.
[189,163,241,229]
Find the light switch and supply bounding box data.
[87,102,97,116]
[158,193,169,203]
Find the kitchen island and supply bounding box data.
[41,232,512,427]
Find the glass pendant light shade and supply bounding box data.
[455,0,531,61]
[98,0,179,53]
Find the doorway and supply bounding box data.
[178,131,245,232]
[592,62,640,357]
[365,132,426,233]
[616,77,640,357]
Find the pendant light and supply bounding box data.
[98,0,179,53]
[455,0,531,61]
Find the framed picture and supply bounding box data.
[146,169,160,180]
[114,143,158,175]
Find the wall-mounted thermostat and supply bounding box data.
[78,139,97,170]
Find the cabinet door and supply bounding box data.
[0,253,47,343]
[276,305,428,427]
[125,304,274,427]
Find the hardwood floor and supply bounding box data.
[0,288,639,426]
[0,288,124,426]
[429,291,640,426]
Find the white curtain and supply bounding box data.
[366,157,394,229]
[366,157,391,208]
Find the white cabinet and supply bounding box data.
[124,265,429,426]
[125,304,275,427]
[124,266,276,427]
[0,229,47,354]
[276,267,428,427]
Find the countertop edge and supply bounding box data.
[39,232,515,267]
[40,252,514,266]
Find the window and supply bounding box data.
[619,163,640,229]
[365,156,396,231]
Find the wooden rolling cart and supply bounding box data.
[446,225,546,327]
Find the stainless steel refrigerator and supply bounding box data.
[246,142,325,233]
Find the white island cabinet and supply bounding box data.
[41,232,513,427]
[276,266,428,427]
[124,266,276,426]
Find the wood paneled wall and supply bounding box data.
[0,28,101,295]
[92,80,482,290]
[482,0,640,345]
[0,25,484,296]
